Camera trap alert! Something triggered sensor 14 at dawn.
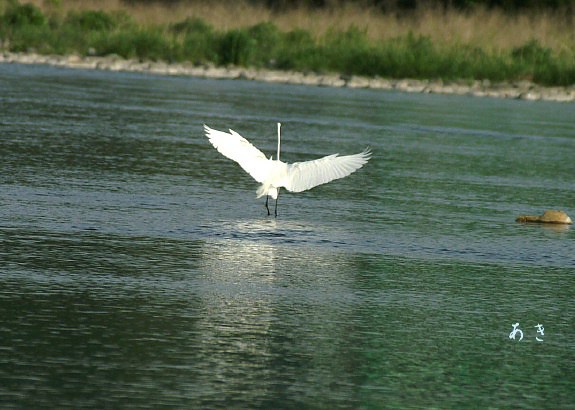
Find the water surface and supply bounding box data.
[1,63,574,408]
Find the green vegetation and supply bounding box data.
[106,0,575,13]
[1,1,574,86]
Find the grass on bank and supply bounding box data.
[16,0,575,52]
[1,0,574,86]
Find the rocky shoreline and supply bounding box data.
[2,51,575,102]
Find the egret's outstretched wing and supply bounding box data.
[284,148,371,193]
[204,125,271,183]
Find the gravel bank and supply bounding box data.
[2,51,574,102]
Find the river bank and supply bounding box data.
[3,51,575,102]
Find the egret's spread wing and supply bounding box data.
[204,125,271,182]
[284,148,371,193]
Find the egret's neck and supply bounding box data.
[277,122,281,161]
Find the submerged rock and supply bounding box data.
[516,210,573,224]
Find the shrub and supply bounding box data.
[325,25,369,49]
[93,29,171,60]
[5,25,53,53]
[217,22,282,67]
[171,17,216,62]
[217,28,254,65]
[531,52,575,85]
[512,40,551,65]
[171,17,213,36]
[275,29,318,70]
[65,10,116,31]
[247,22,282,67]
[2,2,46,28]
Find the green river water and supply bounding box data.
[1,63,574,408]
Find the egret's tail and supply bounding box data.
[256,184,278,199]
[256,184,268,199]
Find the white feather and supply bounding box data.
[284,149,371,192]
[204,125,273,183]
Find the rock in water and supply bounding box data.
[516,210,572,224]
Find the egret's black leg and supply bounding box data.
[265,195,271,216]
[274,191,279,218]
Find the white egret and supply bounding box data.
[204,123,371,216]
